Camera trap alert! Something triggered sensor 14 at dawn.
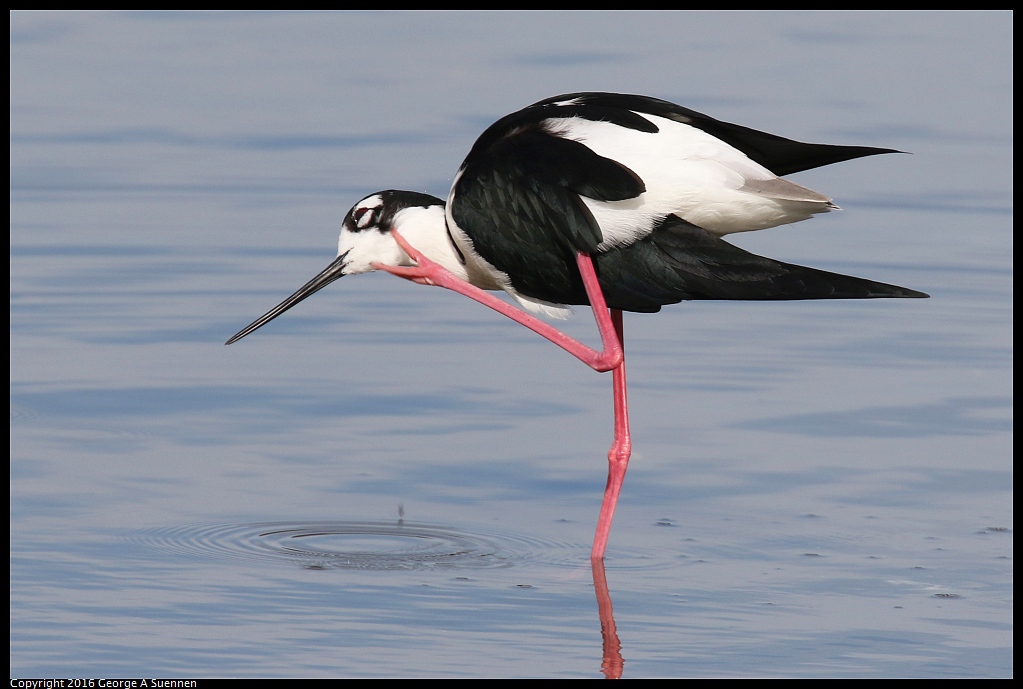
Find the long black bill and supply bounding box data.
[225,252,349,345]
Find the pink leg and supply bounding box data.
[375,230,622,372]
[591,309,631,560]
[376,230,631,560]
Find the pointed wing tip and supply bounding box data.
[879,285,929,299]
[848,146,905,160]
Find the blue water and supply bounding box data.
[11,11,1012,678]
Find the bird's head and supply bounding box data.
[337,190,446,274]
[226,190,445,345]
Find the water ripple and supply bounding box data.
[131,521,583,571]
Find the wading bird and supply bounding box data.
[227,93,927,560]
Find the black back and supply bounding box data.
[449,93,924,310]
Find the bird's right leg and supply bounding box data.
[591,308,632,560]
[375,230,623,373]
[379,230,632,560]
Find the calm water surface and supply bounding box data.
[10,11,1012,677]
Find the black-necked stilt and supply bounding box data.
[227,92,927,560]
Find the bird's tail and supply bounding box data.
[594,215,928,311]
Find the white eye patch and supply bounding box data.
[353,205,380,229]
[350,194,386,230]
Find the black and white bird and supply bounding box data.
[227,92,927,560]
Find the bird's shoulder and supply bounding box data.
[451,97,656,256]
[447,92,734,259]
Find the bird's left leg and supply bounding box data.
[375,230,623,372]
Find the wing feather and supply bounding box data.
[593,215,927,311]
[451,126,644,300]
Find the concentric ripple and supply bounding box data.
[132,521,582,571]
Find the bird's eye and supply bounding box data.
[352,206,381,230]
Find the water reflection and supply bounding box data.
[592,558,624,679]
[134,519,630,676]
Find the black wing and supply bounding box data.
[451,93,920,311]
[452,125,644,301]
[528,92,900,176]
[595,215,927,312]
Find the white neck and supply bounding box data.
[394,204,470,281]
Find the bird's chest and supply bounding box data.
[445,216,513,292]
[446,202,587,306]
